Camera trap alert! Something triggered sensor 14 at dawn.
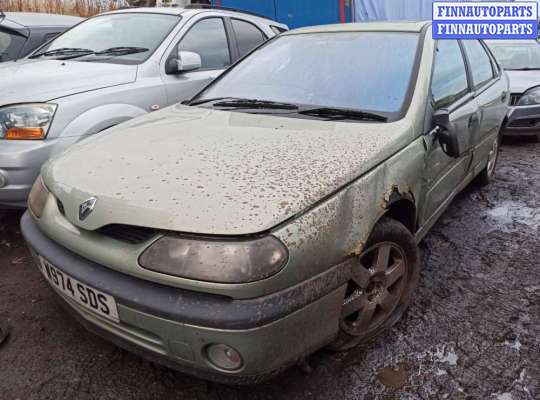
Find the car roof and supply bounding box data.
[2,12,83,27]
[285,21,431,35]
[103,6,287,28]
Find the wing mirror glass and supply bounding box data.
[432,109,461,158]
[166,50,202,74]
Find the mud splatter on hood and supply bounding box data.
[43,104,413,235]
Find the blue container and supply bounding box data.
[212,0,352,29]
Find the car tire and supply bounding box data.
[328,217,420,352]
[476,133,501,186]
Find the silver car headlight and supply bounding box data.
[517,87,540,106]
[139,234,288,283]
[0,104,57,140]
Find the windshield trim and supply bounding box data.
[189,28,427,123]
[29,12,182,65]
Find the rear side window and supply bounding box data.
[0,29,26,62]
[43,32,61,44]
[231,19,266,58]
[431,40,469,108]
[271,26,287,35]
[179,18,230,70]
[462,40,495,88]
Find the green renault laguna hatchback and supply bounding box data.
[22,21,508,383]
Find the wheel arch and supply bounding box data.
[381,188,417,234]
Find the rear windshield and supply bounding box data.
[0,28,26,62]
[488,42,540,70]
[195,31,420,116]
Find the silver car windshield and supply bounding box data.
[195,32,420,114]
[35,13,180,64]
[488,42,540,70]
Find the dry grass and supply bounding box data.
[0,0,121,17]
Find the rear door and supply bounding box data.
[461,40,508,170]
[421,39,479,224]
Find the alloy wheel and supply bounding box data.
[340,242,408,336]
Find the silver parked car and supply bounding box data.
[0,11,82,62]
[0,6,286,208]
[487,40,540,141]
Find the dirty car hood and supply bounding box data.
[506,70,540,94]
[44,105,412,235]
[0,59,137,104]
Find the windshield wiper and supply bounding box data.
[94,46,149,56]
[506,67,540,71]
[212,98,299,110]
[29,47,94,59]
[299,107,388,122]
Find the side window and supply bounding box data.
[0,29,26,62]
[462,40,495,88]
[179,18,230,70]
[43,32,61,44]
[431,40,469,109]
[231,19,266,58]
[270,26,287,35]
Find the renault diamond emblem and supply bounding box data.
[79,197,97,221]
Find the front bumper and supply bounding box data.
[21,212,347,383]
[504,104,540,136]
[0,137,77,208]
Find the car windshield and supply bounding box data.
[487,42,540,70]
[35,13,180,64]
[194,31,420,117]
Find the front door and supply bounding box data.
[161,17,232,105]
[421,39,479,224]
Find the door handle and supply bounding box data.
[468,113,480,128]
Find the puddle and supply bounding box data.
[486,200,540,232]
[377,362,409,389]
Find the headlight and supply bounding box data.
[0,104,57,140]
[517,87,540,106]
[139,234,288,283]
[28,176,50,218]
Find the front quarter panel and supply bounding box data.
[272,134,426,289]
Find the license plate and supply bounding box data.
[38,256,119,323]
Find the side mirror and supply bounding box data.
[432,109,461,158]
[165,50,202,74]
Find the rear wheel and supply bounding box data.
[476,134,500,186]
[329,217,420,351]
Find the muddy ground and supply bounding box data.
[0,137,538,400]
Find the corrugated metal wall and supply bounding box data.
[212,0,352,28]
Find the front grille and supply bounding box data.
[98,224,158,244]
[510,94,522,106]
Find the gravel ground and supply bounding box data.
[0,137,538,400]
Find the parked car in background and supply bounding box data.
[22,22,508,383]
[0,11,82,62]
[486,40,540,141]
[0,6,286,208]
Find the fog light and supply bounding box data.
[205,343,243,371]
[0,172,6,188]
